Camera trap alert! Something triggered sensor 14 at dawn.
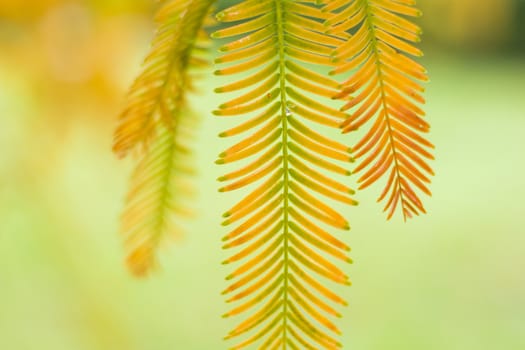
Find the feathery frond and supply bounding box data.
[326,0,434,220]
[121,118,196,276]
[115,0,214,276]
[213,1,357,347]
[113,0,213,158]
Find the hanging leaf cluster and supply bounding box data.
[113,0,434,348]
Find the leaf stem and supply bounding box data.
[275,0,290,347]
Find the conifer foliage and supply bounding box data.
[114,0,433,347]
[326,0,434,220]
[113,0,215,276]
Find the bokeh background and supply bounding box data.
[1,0,524,349]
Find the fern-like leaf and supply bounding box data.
[326,0,434,220]
[115,0,214,276]
[121,119,195,276]
[213,1,357,348]
[113,0,213,158]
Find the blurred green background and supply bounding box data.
[1,0,524,349]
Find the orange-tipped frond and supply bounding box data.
[214,0,357,347]
[326,0,434,220]
[116,0,214,276]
